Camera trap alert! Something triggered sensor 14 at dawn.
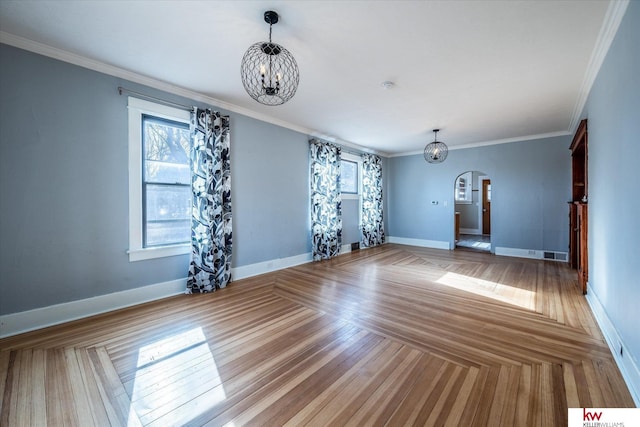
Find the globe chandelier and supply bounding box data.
[240,10,299,106]
[424,129,449,164]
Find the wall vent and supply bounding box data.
[543,251,568,262]
[351,242,360,251]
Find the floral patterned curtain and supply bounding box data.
[310,139,342,261]
[186,108,232,293]
[362,153,385,247]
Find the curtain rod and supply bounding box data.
[118,86,193,111]
[310,137,372,157]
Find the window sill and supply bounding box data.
[128,244,190,262]
[342,193,360,200]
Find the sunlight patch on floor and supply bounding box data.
[436,271,536,310]
[127,327,226,426]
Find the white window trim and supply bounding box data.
[127,97,191,262]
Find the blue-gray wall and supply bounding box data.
[387,136,571,252]
[582,0,640,384]
[0,44,314,315]
[341,199,360,246]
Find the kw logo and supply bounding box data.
[583,408,603,421]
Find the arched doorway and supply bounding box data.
[454,171,491,252]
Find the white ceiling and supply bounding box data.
[0,1,621,155]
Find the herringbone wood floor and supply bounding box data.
[0,244,634,426]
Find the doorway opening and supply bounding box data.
[454,171,491,252]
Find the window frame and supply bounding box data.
[127,97,191,262]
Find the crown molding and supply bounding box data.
[0,31,383,157]
[568,0,630,133]
[389,130,572,157]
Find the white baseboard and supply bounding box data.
[387,236,451,250]
[0,278,187,338]
[495,247,542,260]
[586,289,640,406]
[0,252,315,339]
[494,247,568,262]
[460,228,481,235]
[341,244,352,254]
[232,252,312,280]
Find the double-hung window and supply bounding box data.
[128,97,191,261]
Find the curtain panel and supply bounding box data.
[361,153,385,247]
[309,139,342,261]
[186,108,232,293]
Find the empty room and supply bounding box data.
[0,1,638,425]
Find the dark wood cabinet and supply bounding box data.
[569,119,588,294]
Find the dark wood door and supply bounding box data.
[482,180,491,235]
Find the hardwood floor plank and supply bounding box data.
[29,349,47,426]
[76,348,111,426]
[159,322,363,427]
[87,347,142,427]
[487,366,510,424]
[423,365,467,426]
[341,348,427,426]
[199,327,369,427]
[281,339,402,426]
[284,339,402,427]
[64,347,95,425]
[444,366,481,427]
[563,362,581,409]
[0,351,18,426]
[514,364,532,426]
[0,350,10,418]
[380,351,447,426]
[241,332,386,425]
[15,349,32,427]
[552,362,569,425]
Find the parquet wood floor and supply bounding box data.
[0,244,635,426]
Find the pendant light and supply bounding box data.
[424,129,449,164]
[240,11,299,106]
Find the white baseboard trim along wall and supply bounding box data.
[387,236,450,250]
[494,247,568,262]
[0,278,187,339]
[232,252,312,280]
[0,252,315,338]
[586,289,640,406]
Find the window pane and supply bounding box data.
[145,160,190,184]
[341,160,358,194]
[143,115,190,184]
[145,184,191,246]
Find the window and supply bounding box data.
[455,172,473,204]
[340,153,362,200]
[142,115,191,247]
[128,97,191,261]
[340,159,358,194]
